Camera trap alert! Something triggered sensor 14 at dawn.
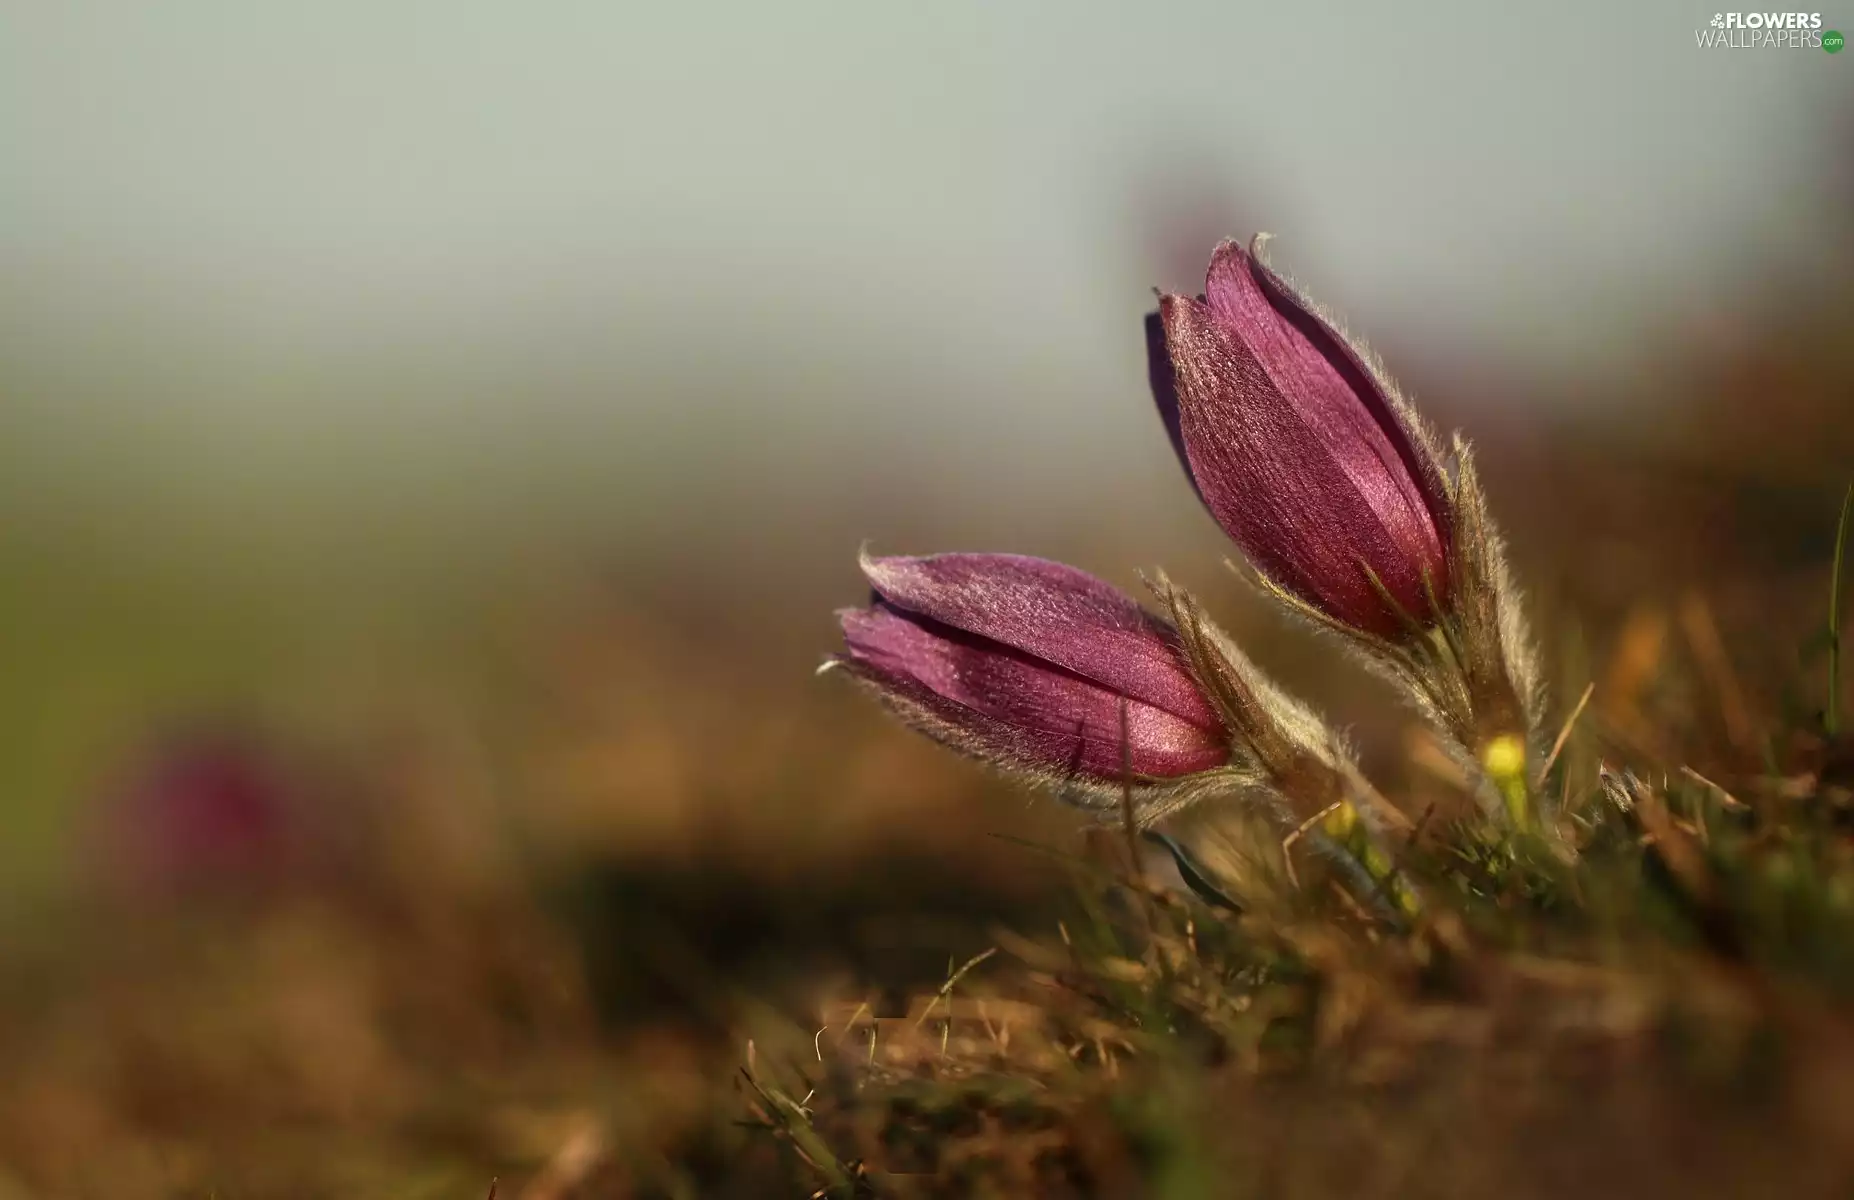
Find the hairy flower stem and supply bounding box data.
[1320,808,1416,919]
[1154,575,1422,921]
[1320,799,1421,920]
[1406,619,1537,834]
[1305,793,1416,923]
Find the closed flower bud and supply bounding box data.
[87,729,302,901]
[1149,237,1453,639]
[831,552,1229,781]
[827,553,1423,908]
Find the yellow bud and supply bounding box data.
[1481,734,1531,829]
[1482,734,1527,781]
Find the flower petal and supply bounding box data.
[1159,289,1439,637]
[838,605,1228,777]
[1206,239,1450,567]
[858,552,1219,729]
[1145,309,1201,505]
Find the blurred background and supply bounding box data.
[0,2,1849,1194]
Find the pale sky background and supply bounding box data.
[0,0,1846,551]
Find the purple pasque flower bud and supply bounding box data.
[87,728,302,901]
[832,552,1229,780]
[1149,237,1453,640]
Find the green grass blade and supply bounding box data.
[1829,480,1854,736]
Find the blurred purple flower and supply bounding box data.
[92,730,300,899]
[1149,238,1453,639]
[834,552,1228,779]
